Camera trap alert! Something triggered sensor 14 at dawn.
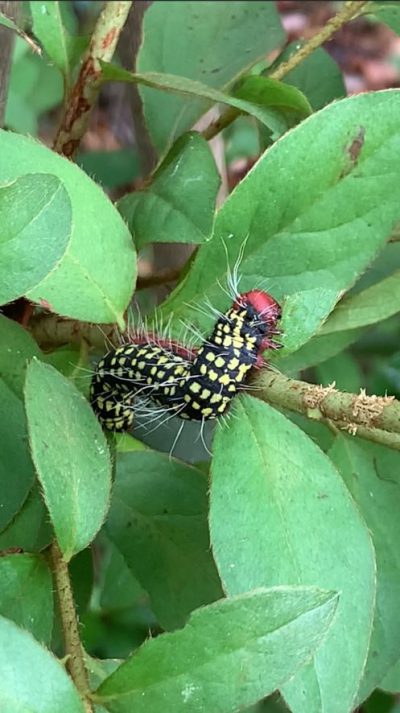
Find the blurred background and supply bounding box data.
[2,5,400,708]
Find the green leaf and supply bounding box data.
[99,539,145,612]
[381,657,400,693]
[0,554,53,643]
[320,270,400,334]
[6,40,64,134]
[136,0,285,153]
[159,91,400,343]
[329,436,400,702]
[234,74,312,119]
[0,318,47,533]
[30,1,87,87]
[0,11,41,54]
[0,381,36,532]
[24,360,112,561]
[0,486,52,553]
[106,451,223,630]
[0,129,136,326]
[274,44,346,111]
[76,149,140,190]
[210,396,375,713]
[96,586,338,713]
[115,432,149,453]
[315,352,363,393]
[276,328,363,374]
[101,63,288,142]
[0,174,72,305]
[0,615,85,713]
[44,344,89,396]
[370,3,400,34]
[0,11,20,32]
[118,133,220,249]
[278,288,339,355]
[0,315,42,396]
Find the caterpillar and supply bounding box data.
[90,289,282,433]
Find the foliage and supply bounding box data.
[1,2,400,713]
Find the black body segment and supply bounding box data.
[90,295,282,431]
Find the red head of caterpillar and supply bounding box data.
[232,289,282,367]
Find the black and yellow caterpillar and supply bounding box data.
[90,290,282,431]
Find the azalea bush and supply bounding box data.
[1,2,400,712]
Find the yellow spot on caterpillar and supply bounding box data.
[228,383,236,392]
[200,364,207,375]
[214,335,222,345]
[223,336,232,348]
[128,370,134,378]
[200,388,211,400]
[210,393,222,404]
[124,347,135,355]
[190,382,201,394]
[138,361,145,370]
[170,386,176,396]
[147,377,152,384]
[228,357,239,370]
[237,363,251,381]
[117,367,123,377]
[218,403,227,413]
[206,352,215,362]
[219,374,230,386]
[111,357,117,366]
[184,394,191,403]
[150,366,157,376]
[208,370,218,381]
[223,324,230,334]
[164,387,170,395]
[174,365,185,375]
[215,356,225,368]
[181,412,190,419]
[118,357,127,365]
[157,370,165,379]
[192,401,200,410]
[158,356,169,365]
[202,407,213,417]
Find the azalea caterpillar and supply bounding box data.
[90,290,282,432]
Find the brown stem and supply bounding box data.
[202,0,368,141]
[30,313,119,350]
[136,265,183,290]
[252,370,400,451]
[0,1,20,127]
[53,0,133,157]
[50,541,93,713]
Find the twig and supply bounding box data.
[50,541,94,713]
[53,0,133,157]
[0,1,20,126]
[136,265,182,290]
[30,313,119,350]
[30,312,400,451]
[202,0,368,141]
[252,370,400,450]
